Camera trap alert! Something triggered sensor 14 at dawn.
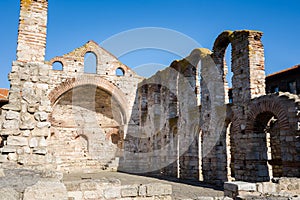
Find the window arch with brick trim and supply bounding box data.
[52,61,63,71]
[48,76,129,123]
[116,67,125,76]
[84,52,97,74]
[245,93,300,179]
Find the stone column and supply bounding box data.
[0,0,52,168]
[16,0,48,63]
[230,30,266,181]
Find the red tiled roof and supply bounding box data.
[267,64,300,78]
[0,88,9,100]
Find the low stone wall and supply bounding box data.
[0,168,67,200]
[0,168,172,200]
[224,178,300,199]
[65,179,172,200]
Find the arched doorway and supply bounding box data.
[253,112,282,179]
[244,94,300,181]
[48,78,128,172]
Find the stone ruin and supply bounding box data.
[0,0,299,199]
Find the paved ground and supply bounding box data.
[63,171,224,199]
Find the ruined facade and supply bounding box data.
[0,0,299,189]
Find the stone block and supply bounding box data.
[0,129,19,136]
[20,112,36,128]
[83,191,102,199]
[146,183,172,196]
[104,187,121,199]
[5,111,20,120]
[67,191,83,200]
[23,146,31,154]
[261,182,277,194]
[64,181,81,191]
[2,103,21,112]
[34,112,48,122]
[39,137,47,147]
[28,104,38,113]
[32,127,50,137]
[139,185,147,196]
[80,180,98,191]
[23,180,68,200]
[0,155,8,163]
[29,137,38,148]
[0,187,20,200]
[22,88,39,105]
[7,136,28,146]
[2,120,19,130]
[224,181,256,192]
[8,153,17,161]
[22,130,31,137]
[16,147,24,155]
[1,146,17,153]
[37,122,51,128]
[121,185,139,197]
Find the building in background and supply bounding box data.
[266,65,300,95]
[0,88,8,111]
[228,65,300,102]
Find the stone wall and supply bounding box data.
[65,179,172,200]
[0,0,143,172]
[0,168,172,200]
[224,178,300,199]
[119,56,200,180]
[0,61,53,168]
[120,30,300,186]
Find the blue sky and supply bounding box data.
[0,0,299,88]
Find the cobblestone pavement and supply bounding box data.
[63,171,224,199]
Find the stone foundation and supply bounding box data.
[224,178,300,199]
[0,168,173,200]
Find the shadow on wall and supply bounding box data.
[117,57,202,180]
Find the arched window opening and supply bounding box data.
[84,52,97,74]
[52,61,63,71]
[196,60,201,105]
[116,68,125,76]
[254,112,282,179]
[225,44,233,104]
[75,134,89,153]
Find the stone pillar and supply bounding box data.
[16,0,48,62]
[200,47,228,185]
[231,30,265,105]
[230,30,266,181]
[0,0,52,168]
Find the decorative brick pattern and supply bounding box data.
[17,0,48,62]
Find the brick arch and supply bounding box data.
[212,30,233,70]
[48,56,66,69]
[243,93,300,179]
[212,30,233,57]
[48,76,129,122]
[245,94,294,132]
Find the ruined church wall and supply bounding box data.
[0,0,144,172]
[120,58,200,180]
